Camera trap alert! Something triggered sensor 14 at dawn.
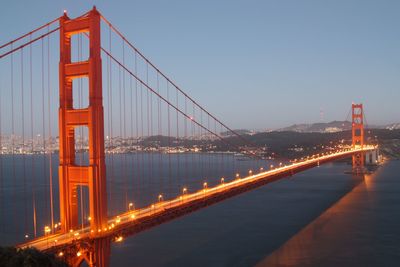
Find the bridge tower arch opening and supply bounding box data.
[351,103,365,172]
[58,7,107,234]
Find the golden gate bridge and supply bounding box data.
[0,7,377,267]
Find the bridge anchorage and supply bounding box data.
[0,6,380,267]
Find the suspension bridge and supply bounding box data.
[0,7,378,267]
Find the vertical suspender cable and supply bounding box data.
[176,89,180,188]
[184,97,188,188]
[157,72,162,195]
[192,104,196,183]
[21,48,28,236]
[140,82,144,207]
[41,38,49,227]
[11,43,18,235]
[106,26,112,209]
[134,51,140,206]
[146,63,151,197]
[122,40,128,210]
[167,82,172,198]
[221,123,224,182]
[47,27,54,233]
[207,116,211,184]
[118,61,123,211]
[29,34,37,237]
[129,54,134,206]
[109,27,115,214]
[200,109,204,183]
[148,64,155,199]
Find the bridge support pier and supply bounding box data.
[365,148,380,165]
[64,238,111,267]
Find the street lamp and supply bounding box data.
[182,187,187,195]
[128,202,134,211]
[221,177,225,184]
[44,226,51,235]
[158,194,163,202]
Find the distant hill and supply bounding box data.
[278,121,351,133]
[220,129,254,137]
[276,121,400,133]
[218,122,399,136]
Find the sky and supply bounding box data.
[0,0,399,130]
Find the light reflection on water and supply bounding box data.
[256,161,400,267]
[110,161,400,267]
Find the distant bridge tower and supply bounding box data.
[58,7,107,234]
[352,103,365,172]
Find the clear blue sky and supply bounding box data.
[1,0,399,129]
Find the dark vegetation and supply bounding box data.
[0,247,67,267]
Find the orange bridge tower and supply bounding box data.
[351,103,365,172]
[58,7,107,234]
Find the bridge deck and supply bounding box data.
[18,146,376,253]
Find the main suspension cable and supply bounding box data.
[100,47,262,159]
[100,15,259,154]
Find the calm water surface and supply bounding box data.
[1,154,399,266]
[110,160,400,266]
